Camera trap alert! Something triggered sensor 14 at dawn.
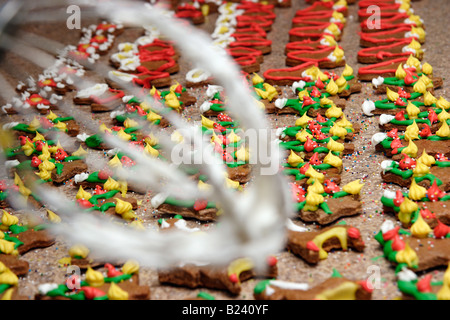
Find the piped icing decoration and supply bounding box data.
[325,79,338,96]
[329,123,347,139]
[335,114,353,131]
[427,180,445,202]
[398,197,418,225]
[406,101,420,119]
[47,209,61,224]
[327,138,344,153]
[315,281,360,300]
[296,129,313,143]
[325,104,343,119]
[227,258,254,284]
[76,186,92,201]
[402,139,418,158]
[312,227,348,260]
[304,191,324,212]
[412,161,429,177]
[323,151,342,168]
[1,210,19,230]
[69,244,90,259]
[396,241,419,269]
[308,180,325,195]
[422,62,433,75]
[104,177,121,191]
[404,121,419,141]
[122,260,140,275]
[0,268,18,286]
[107,282,129,300]
[342,64,353,77]
[413,79,427,95]
[342,180,364,195]
[85,267,105,287]
[437,264,450,300]
[144,143,160,158]
[386,88,400,102]
[410,213,432,238]
[438,108,450,122]
[287,150,303,167]
[295,113,312,128]
[436,97,450,110]
[423,91,437,106]
[304,166,325,184]
[436,121,450,138]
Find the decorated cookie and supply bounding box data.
[357,39,424,64]
[73,83,125,112]
[0,262,29,300]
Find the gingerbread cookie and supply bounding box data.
[73,83,125,112]
[397,265,450,300]
[0,262,29,300]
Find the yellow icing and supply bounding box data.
[108,155,123,168]
[171,131,184,144]
[201,115,215,129]
[327,139,345,152]
[145,134,158,146]
[0,268,18,286]
[438,108,450,122]
[227,131,241,144]
[323,151,343,168]
[14,173,31,198]
[287,150,303,167]
[307,180,325,194]
[329,123,348,139]
[76,186,92,201]
[423,91,437,106]
[38,144,51,161]
[107,282,129,300]
[124,118,139,129]
[326,79,339,96]
[295,129,313,143]
[410,213,432,238]
[305,166,325,184]
[235,146,249,162]
[144,143,160,158]
[99,123,111,133]
[46,209,61,223]
[408,179,427,200]
[35,169,51,181]
[21,139,35,157]
[404,121,420,141]
[336,76,347,94]
[225,178,240,190]
[169,81,181,92]
[69,244,90,259]
[419,75,431,87]
[395,64,406,80]
[413,79,427,94]
[28,117,41,132]
[116,129,132,141]
[304,191,324,211]
[316,281,359,300]
[398,197,418,225]
[122,260,140,275]
[322,35,337,47]
[146,110,162,123]
[326,24,341,39]
[72,146,88,157]
[413,161,430,177]
[297,89,309,101]
[336,114,354,131]
[0,239,17,255]
[1,210,18,229]
[406,55,421,70]
[320,97,334,106]
[437,97,450,111]
[342,64,353,77]
[0,262,6,273]
[198,180,212,191]
[32,132,46,142]
[46,111,58,121]
[104,177,121,191]
[1,288,14,300]
[342,180,364,195]
[54,121,67,132]
[408,14,423,28]
[86,267,105,287]
[227,258,254,283]
[402,139,418,158]
[386,87,399,102]
[295,113,313,127]
[406,101,420,119]
[325,104,343,119]
[417,150,435,166]
[115,198,133,215]
[312,227,348,260]
[396,242,418,268]
[252,73,264,85]
[436,121,450,138]
[411,27,426,43]
[437,264,450,300]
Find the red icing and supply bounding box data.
[398,88,411,99]
[382,226,401,241]
[267,256,277,267]
[387,128,399,139]
[358,280,374,293]
[98,169,112,180]
[80,287,106,300]
[358,57,408,76]
[310,87,321,98]
[31,156,42,168]
[391,234,405,251]
[324,179,339,194]
[347,227,361,239]
[420,208,436,220]
[427,180,445,202]
[306,241,320,252]
[104,263,123,278]
[263,61,318,82]
[35,140,45,152]
[304,137,318,152]
[39,117,54,129]
[19,136,32,146]
[55,148,68,161]
[417,274,433,293]
[229,273,239,284]
[120,156,136,168]
[419,124,432,138]
[290,183,306,202]
[217,113,232,122]
[399,153,416,170]
[393,190,404,207]
[309,152,322,165]
[302,96,314,107]
[213,123,226,133]
[77,199,93,209]
[403,70,416,86]
[428,110,438,124]
[434,220,450,239]
[394,110,406,120]
[94,185,106,195]
[300,163,310,175]
[315,78,325,90]
[193,199,208,211]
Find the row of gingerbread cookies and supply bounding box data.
[360,0,450,301]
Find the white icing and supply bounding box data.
[371,132,387,145]
[122,95,134,103]
[38,283,59,295]
[76,133,90,142]
[1,104,12,114]
[119,57,141,71]
[151,193,168,208]
[286,219,308,232]
[320,37,332,46]
[362,100,376,116]
[326,51,337,62]
[404,31,419,40]
[292,81,306,93]
[372,76,384,88]
[74,172,89,184]
[268,280,309,291]
[275,127,286,138]
[174,219,200,233]
[380,219,396,233]
[206,85,223,98]
[199,101,212,113]
[186,68,211,83]
[402,46,415,55]
[37,103,50,110]
[118,42,138,53]
[108,70,137,84]
[397,267,418,282]
[2,122,19,130]
[110,109,126,119]
[136,35,156,47]
[274,98,287,109]
[56,82,65,89]
[379,114,395,125]
[76,84,109,99]
[381,160,396,173]
[383,190,396,200]
[4,160,20,169]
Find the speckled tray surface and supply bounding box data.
[0,0,449,300]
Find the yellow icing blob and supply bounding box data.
[201,115,215,129]
[72,145,88,157]
[76,186,92,201]
[438,109,450,122]
[0,262,6,273]
[436,121,450,138]
[386,88,399,102]
[329,123,348,139]
[336,77,348,94]
[115,198,133,215]
[411,27,426,43]
[86,267,105,287]
[171,131,184,144]
[99,123,111,133]
[437,264,450,300]
[32,132,46,142]
[14,173,31,198]
[305,191,324,211]
[1,288,14,300]
[413,161,430,177]
[108,155,123,168]
[38,144,51,161]
[144,143,160,158]
[413,79,427,95]
[410,213,432,238]
[318,70,330,82]
[147,110,162,123]
[406,55,421,70]
[46,111,58,121]
[396,242,418,268]
[69,244,90,259]
[227,131,241,144]
[419,75,432,87]
[0,239,17,255]
[295,113,313,127]
[406,101,420,119]
[259,83,278,102]
[395,64,406,79]
[28,117,41,132]
[121,210,136,221]
[21,139,35,157]
[305,166,325,184]
[316,282,359,300]
[327,139,345,153]
[122,260,140,275]
[326,24,341,39]
[421,62,433,76]
[336,114,354,131]
[404,121,420,141]
[417,150,435,167]
[320,97,334,106]
[0,268,18,286]
[298,89,309,101]
[423,91,437,106]
[323,151,343,168]
[227,258,254,283]
[312,227,348,260]
[225,178,240,190]
[408,14,423,28]
[305,66,320,80]
[252,73,264,85]
[35,169,51,181]
[326,104,343,119]
[235,146,249,162]
[123,118,139,129]
[46,209,61,224]
[342,180,364,195]
[211,131,222,145]
[342,64,353,77]
[104,177,121,191]
[307,180,325,194]
[287,150,303,167]
[408,179,427,200]
[116,129,132,141]
[49,141,63,155]
[1,210,18,229]
[169,81,181,92]
[145,134,158,147]
[402,139,418,158]
[119,180,128,198]
[295,129,313,143]
[322,35,337,47]
[150,86,160,97]
[326,79,339,96]
[198,180,212,192]
[398,197,418,225]
[54,121,67,132]
[437,97,450,111]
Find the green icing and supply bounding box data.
[397,280,437,300]
[254,279,272,295]
[164,197,216,209]
[0,283,11,295]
